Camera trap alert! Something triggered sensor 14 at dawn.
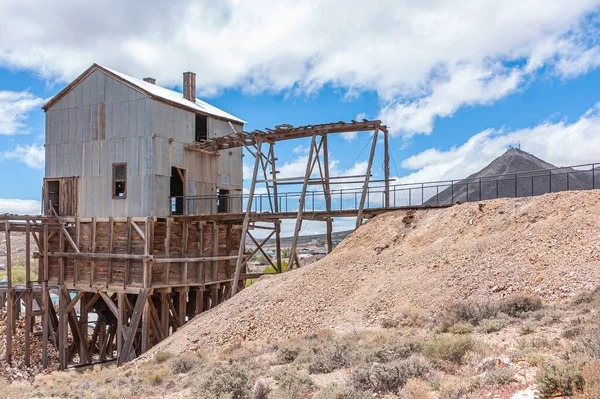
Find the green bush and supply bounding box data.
[536,362,585,398]
[422,335,475,364]
[351,357,430,394]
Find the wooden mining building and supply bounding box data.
[1,64,394,370]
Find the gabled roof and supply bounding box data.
[42,63,245,124]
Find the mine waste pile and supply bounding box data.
[147,190,600,357]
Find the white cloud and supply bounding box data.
[399,103,600,184]
[0,91,44,135]
[1,143,45,169]
[0,1,599,137]
[0,199,41,215]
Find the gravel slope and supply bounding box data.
[145,190,600,357]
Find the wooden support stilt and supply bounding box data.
[322,135,333,254]
[24,221,32,366]
[160,293,169,338]
[141,296,150,354]
[211,222,219,304]
[58,287,67,370]
[232,140,263,295]
[288,134,318,269]
[383,127,390,208]
[42,224,49,368]
[356,128,379,228]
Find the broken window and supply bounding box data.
[217,189,229,213]
[195,114,208,142]
[112,163,127,198]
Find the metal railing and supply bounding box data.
[169,162,599,215]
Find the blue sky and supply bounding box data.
[2,0,600,225]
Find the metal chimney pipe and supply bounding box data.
[143,77,156,84]
[183,72,196,102]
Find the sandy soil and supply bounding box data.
[143,190,600,358]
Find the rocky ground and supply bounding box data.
[147,191,600,356]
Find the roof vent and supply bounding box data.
[183,72,196,102]
[143,77,156,84]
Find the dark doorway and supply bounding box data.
[217,189,229,213]
[170,167,185,215]
[47,180,60,215]
[195,114,208,142]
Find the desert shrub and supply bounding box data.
[422,335,475,363]
[483,366,515,386]
[400,378,431,398]
[154,351,173,363]
[437,377,473,399]
[352,357,430,394]
[381,318,400,329]
[270,368,314,399]
[576,361,600,399]
[170,356,195,374]
[195,363,252,399]
[479,318,506,334]
[277,346,300,364]
[571,287,600,306]
[144,367,170,386]
[578,328,600,359]
[499,294,543,317]
[524,352,545,366]
[449,322,474,335]
[314,384,369,399]
[397,307,429,327]
[307,344,350,374]
[252,378,270,399]
[447,300,498,325]
[361,338,420,363]
[520,324,535,336]
[536,362,585,398]
[563,326,583,339]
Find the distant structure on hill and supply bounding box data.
[425,148,595,205]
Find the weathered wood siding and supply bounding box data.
[45,69,154,217]
[45,69,243,218]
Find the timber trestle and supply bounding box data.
[0,215,245,369]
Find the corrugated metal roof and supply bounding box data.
[43,64,246,124]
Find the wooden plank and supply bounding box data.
[131,220,145,241]
[42,224,49,368]
[182,222,188,284]
[107,217,114,286]
[383,128,390,208]
[118,289,149,364]
[322,135,333,254]
[65,290,85,313]
[58,288,67,369]
[141,297,150,353]
[5,221,11,289]
[117,293,125,355]
[90,217,96,286]
[75,217,81,284]
[125,217,132,287]
[99,291,119,318]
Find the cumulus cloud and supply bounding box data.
[1,143,45,168]
[0,199,41,215]
[399,103,600,184]
[1,1,600,137]
[0,90,45,135]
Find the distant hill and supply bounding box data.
[425,148,594,205]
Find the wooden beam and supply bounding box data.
[383,128,390,208]
[118,289,150,364]
[131,220,145,241]
[322,135,333,254]
[232,140,263,295]
[356,128,379,229]
[99,291,119,318]
[107,217,114,286]
[287,134,317,269]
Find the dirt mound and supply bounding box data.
[147,190,600,357]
